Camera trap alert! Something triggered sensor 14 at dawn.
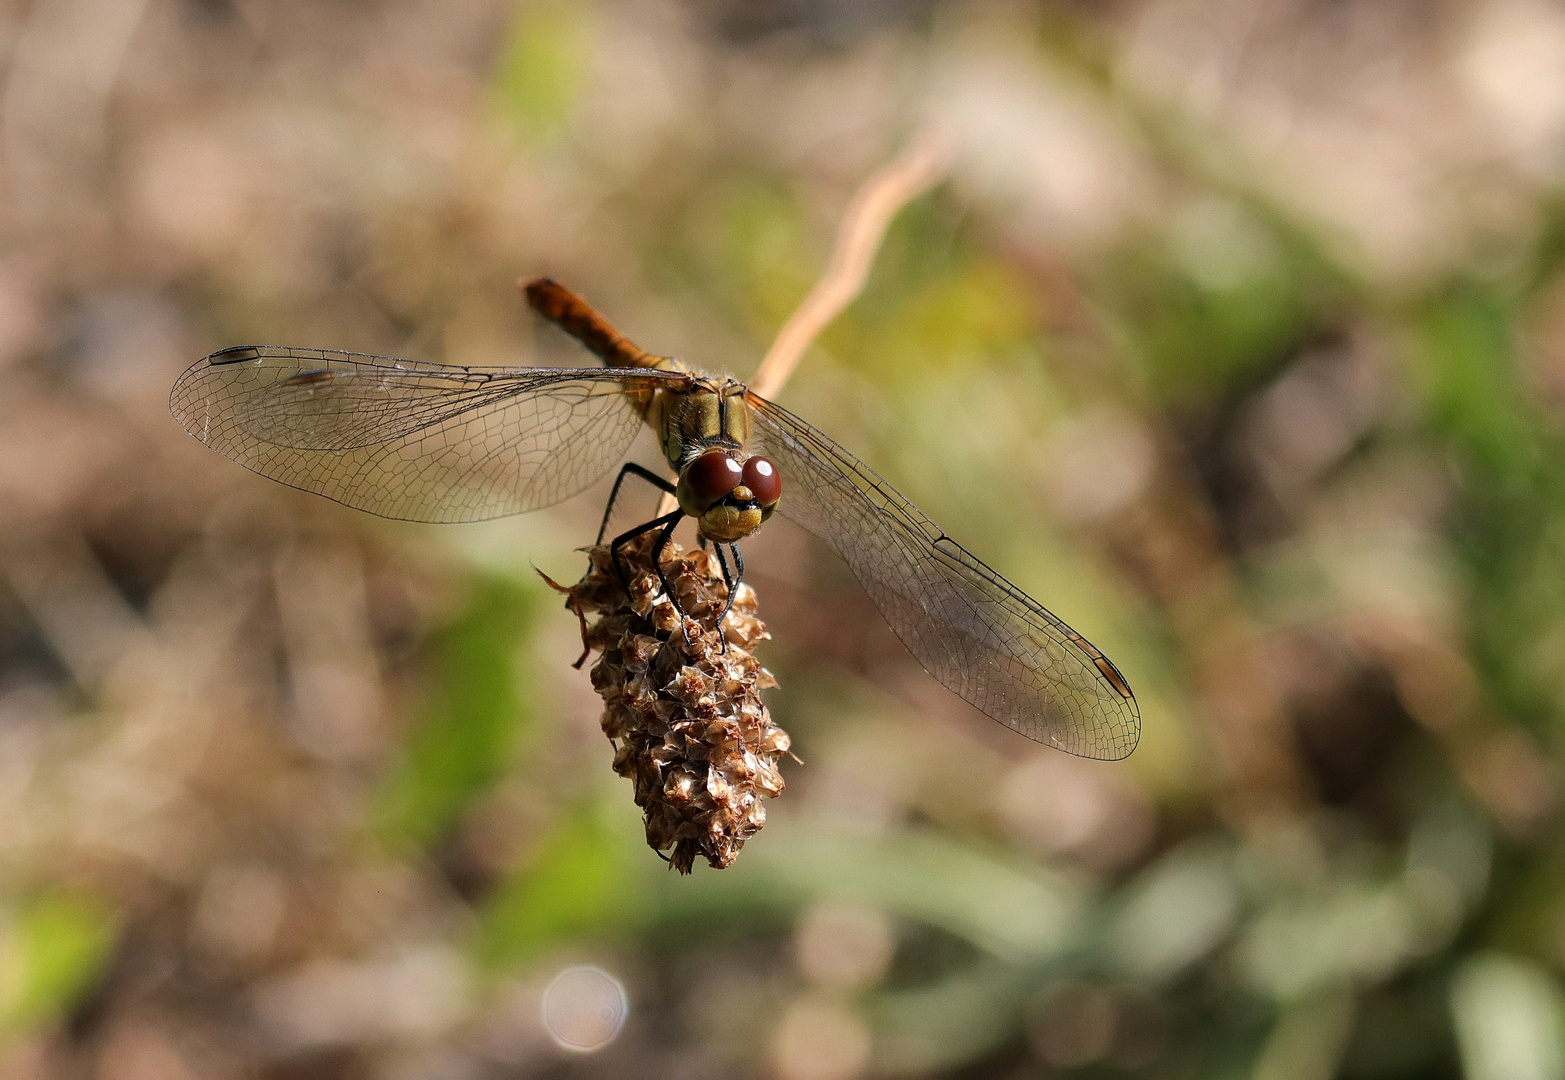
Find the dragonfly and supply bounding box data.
[169,278,1140,759]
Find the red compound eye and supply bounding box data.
[742,456,782,506]
[687,451,743,501]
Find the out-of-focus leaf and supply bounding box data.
[1407,798,1491,913]
[1095,199,1345,402]
[471,797,641,974]
[1251,991,1355,1080]
[1238,879,1418,1002]
[0,891,116,1035]
[1416,282,1565,733]
[643,817,1088,961]
[1450,954,1565,1080]
[868,960,1038,1075]
[1108,839,1240,982]
[375,575,538,851]
[1413,285,1540,484]
[489,0,592,138]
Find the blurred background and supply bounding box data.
[1,0,1564,1077]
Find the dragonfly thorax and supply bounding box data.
[647,378,749,473]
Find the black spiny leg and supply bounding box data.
[648,511,682,604]
[610,510,697,645]
[713,542,734,595]
[711,542,745,644]
[597,463,676,544]
[609,509,683,599]
[712,543,734,653]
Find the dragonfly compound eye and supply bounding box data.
[686,451,743,504]
[742,456,781,507]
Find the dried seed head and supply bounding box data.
[542,530,789,873]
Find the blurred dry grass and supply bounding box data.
[1,0,1565,1078]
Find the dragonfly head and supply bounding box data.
[677,449,782,542]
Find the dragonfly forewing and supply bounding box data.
[743,391,1141,759]
[170,346,689,523]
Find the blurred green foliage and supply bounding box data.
[0,893,115,1037]
[375,575,541,851]
[658,174,822,342]
[489,0,593,139]
[1414,285,1540,486]
[474,796,641,973]
[825,207,1042,381]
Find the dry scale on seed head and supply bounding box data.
[542,530,792,873]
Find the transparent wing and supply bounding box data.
[745,391,1140,759]
[170,345,689,524]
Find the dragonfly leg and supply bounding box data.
[712,542,734,593]
[609,509,683,599]
[647,512,697,646]
[597,463,676,545]
[715,543,744,640]
[711,543,736,653]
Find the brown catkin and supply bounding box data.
[542,530,790,872]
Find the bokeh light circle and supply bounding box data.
[541,966,628,1051]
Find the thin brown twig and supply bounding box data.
[750,133,951,399]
